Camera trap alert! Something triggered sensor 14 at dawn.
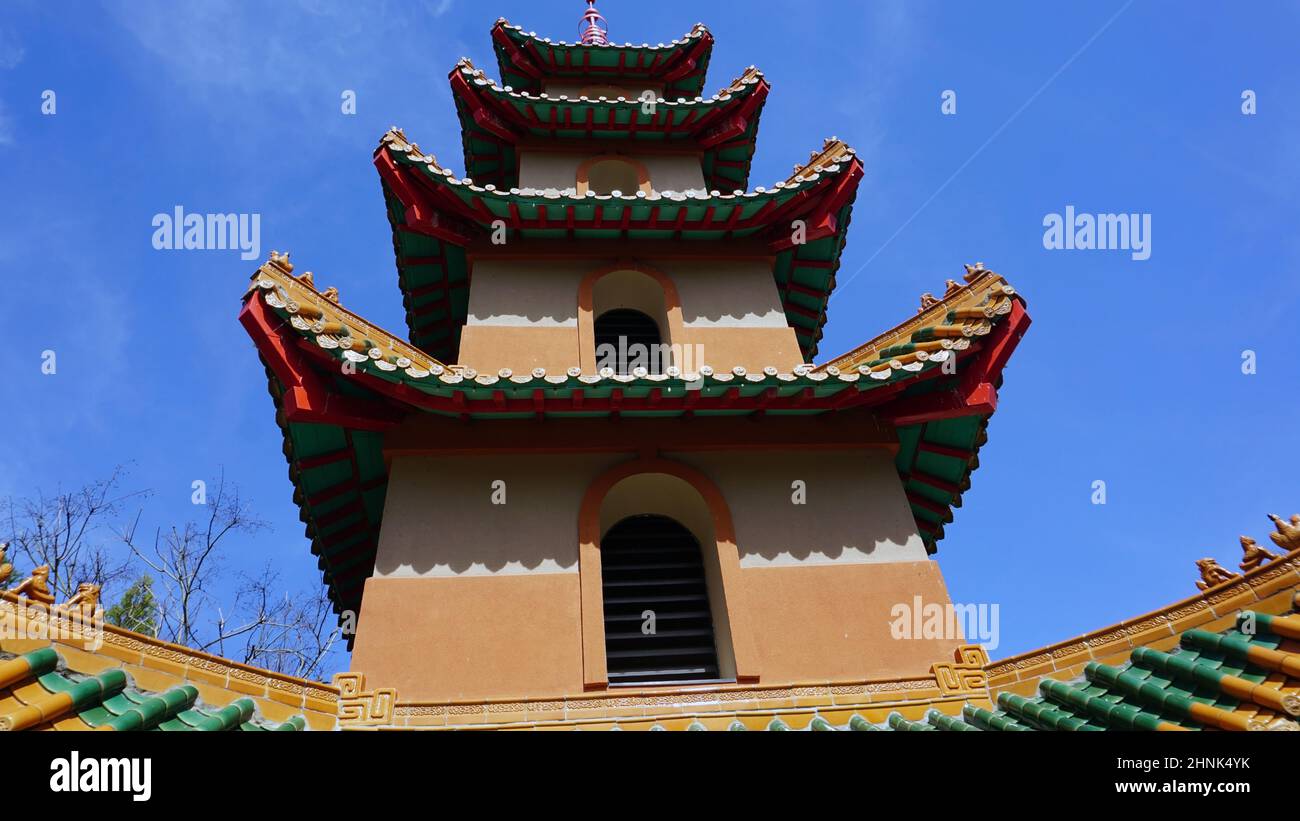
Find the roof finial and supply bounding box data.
[580,1,608,46]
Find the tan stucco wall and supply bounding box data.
[355,446,945,701]
[458,258,804,372]
[373,453,624,576]
[672,449,930,567]
[742,560,963,683]
[374,449,922,577]
[350,574,585,702]
[519,151,706,193]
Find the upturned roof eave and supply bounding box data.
[490,18,715,98]
[449,59,769,191]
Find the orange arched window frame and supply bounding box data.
[577,455,760,689]
[577,261,687,374]
[575,154,653,197]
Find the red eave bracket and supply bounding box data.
[491,24,545,81]
[880,300,1032,427]
[239,294,405,432]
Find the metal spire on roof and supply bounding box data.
[579,1,608,45]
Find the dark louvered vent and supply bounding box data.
[593,308,664,374]
[601,514,721,685]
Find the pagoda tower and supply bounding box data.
[239,5,1031,728]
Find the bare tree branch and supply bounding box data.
[1,465,143,600]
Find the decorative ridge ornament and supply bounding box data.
[1268,513,1300,552]
[579,1,608,46]
[11,564,55,605]
[1195,557,1240,591]
[1238,535,1280,572]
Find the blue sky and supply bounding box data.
[0,0,1297,676]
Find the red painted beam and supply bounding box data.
[880,299,1030,427]
[238,295,404,432]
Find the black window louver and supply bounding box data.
[601,514,721,684]
[593,308,664,375]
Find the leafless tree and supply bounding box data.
[119,473,341,680]
[1,466,140,600]
[233,567,342,680]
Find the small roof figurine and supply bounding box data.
[12,564,56,606]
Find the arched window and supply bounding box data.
[578,84,633,100]
[594,308,664,374]
[600,514,721,684]
[576,156,651,196]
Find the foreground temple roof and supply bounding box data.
[0,590,339,731]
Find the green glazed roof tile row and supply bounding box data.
[0,648,308,731]
[879,597,1300,732]
[637,593,1300,731]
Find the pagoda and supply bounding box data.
[237,4,1034,726]
[2,3,1299,737]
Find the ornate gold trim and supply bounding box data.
[987,548,1300,680]
[932,644,990,697]
[335,673,397,727]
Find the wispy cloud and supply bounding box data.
[0,25,20,146]
[0,100,13,146]
[104,0,459,104]
[0,26,24,69]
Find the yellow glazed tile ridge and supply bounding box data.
[816,269,1016,373]
[986,549,1300,681]
[0,591,340,704]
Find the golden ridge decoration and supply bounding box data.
[1195,557,1241,591]
[11,565,55,605]
[1239,536,1281,572]
[62,582,101,617]
[335,672,397,727]
[0,543,11,587]
[1268,513,1300,552]
[932,644,990,697]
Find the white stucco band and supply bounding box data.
[372,448,925,579]
[519,151,706,194]
[465,258,788,329]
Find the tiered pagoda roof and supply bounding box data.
[490,18,715,99]
[240,253,1028,614]
[451,58,769,192]
[375,14,862,362]
[378,131,863,361]
[241,11,1029,619]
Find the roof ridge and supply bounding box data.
[380,126,855,201]
[493,17,712,51]
[453,57,765,104]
